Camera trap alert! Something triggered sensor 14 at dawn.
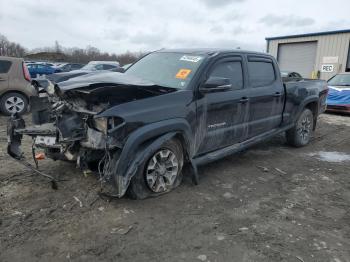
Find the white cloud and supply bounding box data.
[0,0,349,54]
[260,14,315,27]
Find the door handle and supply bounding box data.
[273,92,282,97]
[0,77,6,81]
[239,97,249,103]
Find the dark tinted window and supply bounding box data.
[62,64,71,70]
[248,61,275,87]
[209,61,243,89]
[0,60,12,73]
[71,64,82,69]
[102,64,117,70]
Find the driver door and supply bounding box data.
[197,56,250,154]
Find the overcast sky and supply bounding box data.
[0,0,349,54]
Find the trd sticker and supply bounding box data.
[180,55,202,63]
[176,69,192,79]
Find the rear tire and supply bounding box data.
[0,92,28,116]
[286,108,314,147]
[126,139,184,200]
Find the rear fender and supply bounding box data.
[295,96,319,122]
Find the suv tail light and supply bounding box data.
[22,62,31,82]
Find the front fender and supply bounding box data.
[113,118,194,197]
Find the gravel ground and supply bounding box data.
[0,113,349,262]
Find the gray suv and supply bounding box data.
[0,56,37,115]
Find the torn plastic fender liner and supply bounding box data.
[111,118,195,197]
[114,132,177,197]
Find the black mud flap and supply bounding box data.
[7,114,25,159]
[7,114,58,189]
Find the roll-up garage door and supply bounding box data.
[277,41,317,78]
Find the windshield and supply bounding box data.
[125,52,205,89]
[328,74,350,87]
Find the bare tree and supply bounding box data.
[54,40,62,54]
[0,33,145,65]
[0,34,26,57]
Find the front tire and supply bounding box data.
[126,139,184,200]
[0,92,28,116]
[286,108,314,147]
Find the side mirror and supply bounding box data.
[199,77,232,93]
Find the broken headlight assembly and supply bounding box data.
[93,116,125,135]
[93,117,108,134]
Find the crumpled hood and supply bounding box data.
[57,71,156,92]
[47,70,92,83]
[53,71,177,109]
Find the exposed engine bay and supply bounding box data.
[7,72,177,196]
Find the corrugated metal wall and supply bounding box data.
[267,32,350,80]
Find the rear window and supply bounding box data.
[0,60,12,73]
[248,61,276,87]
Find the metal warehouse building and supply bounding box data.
[266,29,350,80]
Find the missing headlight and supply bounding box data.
[93,117,125,134]
[93,117,108,134]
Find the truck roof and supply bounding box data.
[156,48,271,57]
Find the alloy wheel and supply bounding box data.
[145,149,179,193]
[5,96,25,114]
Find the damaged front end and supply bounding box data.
[7,72,174,196]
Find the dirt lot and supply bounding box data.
[0,113,349,262]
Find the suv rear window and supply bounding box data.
[0,60,12,73]
[248,60,275,87]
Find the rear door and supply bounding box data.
[197,55,250,154]
[0,59,11,92]
[246,56,284,138]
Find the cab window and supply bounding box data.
[209,61,243,89]
[248,59,276,87]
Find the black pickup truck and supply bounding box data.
[7,49,328,199]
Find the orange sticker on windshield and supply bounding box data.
[175,69,192,79]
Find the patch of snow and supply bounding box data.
[308,151,350,163]
[216,234,225,241]
[197,254,207,261]
[223,192,233,199]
